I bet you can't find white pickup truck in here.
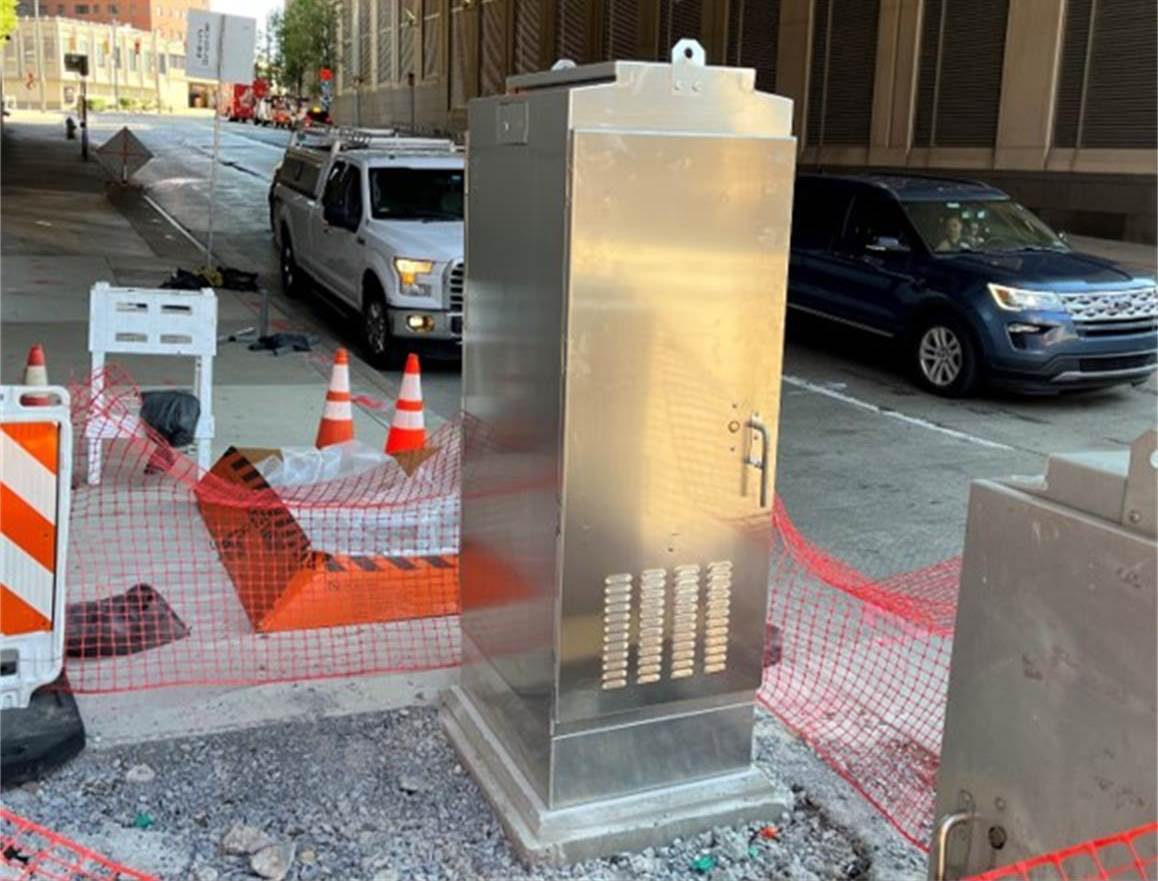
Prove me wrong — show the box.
[269,128,465,367]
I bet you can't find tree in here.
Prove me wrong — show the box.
[276,0,339,98]
[0,0,18,42]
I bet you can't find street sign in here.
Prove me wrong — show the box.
[186,10,256,82]
[64,53,89,77]
[95,127,153,184]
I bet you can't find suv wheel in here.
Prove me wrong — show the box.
[280,231,305,299]
[912,315,978,397]
[363,288,392,369]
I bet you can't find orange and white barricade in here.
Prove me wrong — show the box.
[0,385,72,709]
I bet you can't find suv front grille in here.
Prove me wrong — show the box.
[448,262,465,312]
[1062,288,1158,336]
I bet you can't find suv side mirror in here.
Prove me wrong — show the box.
[865,235,910,254]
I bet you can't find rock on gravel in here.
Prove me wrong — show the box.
[250,842,295,880]
[221,822,273,855]
[124,763,156,783]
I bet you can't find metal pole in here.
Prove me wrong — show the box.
[33,0,45,112]
[204,18,225,268]
[80,76,88,159]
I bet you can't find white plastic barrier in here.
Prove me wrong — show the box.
[87,282,217,484]
[0,386,72,709]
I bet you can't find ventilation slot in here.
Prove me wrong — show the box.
[703,561,733,673]
[601,574,633,690]
[670,564,701,679]
[636,569,666,684]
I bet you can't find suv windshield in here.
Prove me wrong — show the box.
[369,168,464,221]
[903,199,1068,254]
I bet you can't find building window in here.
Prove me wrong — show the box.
[158,51,166,72]
[75,3,90,13]
[169,52,184,69]
[399,0,417,79]
[726,0,779,93]
[512,0,545,75]
[806,0,878,147]
[109,3,117,11]
[376,0,395,84]
[421,0,441,80]
[57,3,65,13]
[1053,0,1157,149]
[913,0,1009,148]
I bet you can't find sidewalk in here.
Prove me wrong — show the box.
[1,117,396,450]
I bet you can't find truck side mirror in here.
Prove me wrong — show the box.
[866,235,910,255]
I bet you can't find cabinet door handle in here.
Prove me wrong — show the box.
[744,415,770,509]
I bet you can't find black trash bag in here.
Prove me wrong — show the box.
[247,332,314,355]
[65,584,189,658]
[140,390,200,448]
[160,268,207,290]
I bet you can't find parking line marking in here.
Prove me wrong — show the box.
[782,374,1016,451]
[142,193,205,251]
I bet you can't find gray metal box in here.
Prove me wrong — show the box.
[931,431,1158,879]
[445,46,796,861]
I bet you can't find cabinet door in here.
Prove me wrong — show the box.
[556,131,795,724]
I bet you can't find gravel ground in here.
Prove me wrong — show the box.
[1,706,925,881]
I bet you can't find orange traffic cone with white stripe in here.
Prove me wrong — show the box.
[386,354,426,454]
[21,344,51,406]
[315,348,356,448]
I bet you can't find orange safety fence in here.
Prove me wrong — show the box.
[965,822,1158,881]
[0,809,158,881]
[60,366,962,849]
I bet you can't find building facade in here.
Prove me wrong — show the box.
[16,0,210,42]
[2,16,198,113]
[330,0,1157,242]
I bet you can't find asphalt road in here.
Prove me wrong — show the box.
[86,112,1157,574]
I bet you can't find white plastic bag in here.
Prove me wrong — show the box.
[255,440,389,487]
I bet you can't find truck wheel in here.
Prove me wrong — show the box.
[280,231,305,299]
[911,314,979,397]
[363,288,393,369]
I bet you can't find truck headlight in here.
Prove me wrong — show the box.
[988,284,1063,312]
[394,257,436,295]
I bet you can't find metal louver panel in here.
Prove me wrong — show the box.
[377,0,395,83]
[556,0,590,64]
[728,0,780,93]
[1052,0,1093,148]
[480,0,506,96]
[913,0,1008,147]
[818,0,878,145]
[513,0,545,73]
[604,0,641,60]
[1081,0,1158,149]
[358,0,372,82]
[659,0,704,58]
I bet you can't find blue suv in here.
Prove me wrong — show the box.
[789,173,1158,395]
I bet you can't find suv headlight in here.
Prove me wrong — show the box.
[988,284,1063,312]
[394,257,436,296]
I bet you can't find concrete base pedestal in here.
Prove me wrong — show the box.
[441,686,792,865]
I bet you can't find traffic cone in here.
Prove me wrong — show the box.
[21,344,51,406]
[315,348,356,448]
[386,354,426,455]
